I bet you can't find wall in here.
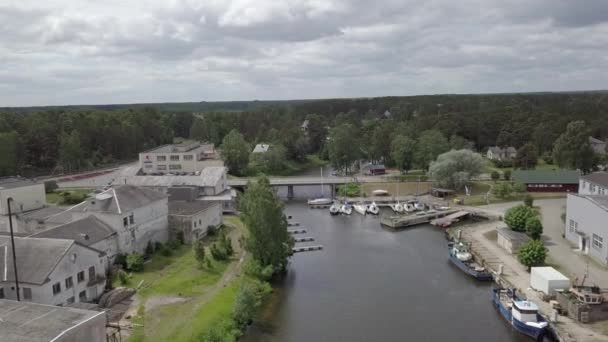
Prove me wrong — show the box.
[565,194,608,265]
[54,311,107,342]
[91,235,119,266]
[526,183,578,193]
[139,149,223,174]
[0,183,46,215]
[579,179,608,196]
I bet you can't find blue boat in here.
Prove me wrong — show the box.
[448,241,493,281]
[492,288,549,340]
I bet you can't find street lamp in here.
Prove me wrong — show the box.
[6,197,20,301]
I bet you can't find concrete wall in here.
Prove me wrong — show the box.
[565,194,608,265]
[54,311,107,342]
[0,183,46,215]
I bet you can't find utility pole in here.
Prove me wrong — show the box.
[7,198,20,301]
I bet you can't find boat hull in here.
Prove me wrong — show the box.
[492,289,547,340]
[448,253,493,281]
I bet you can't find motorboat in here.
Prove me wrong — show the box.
[492,288,549,340]
[308,198,333,206]
[414,201,425,211]
[448,241,493,281]
[353,203,367,215]
[372,189,390,196]
[404,202,416,212]
[340,204,353,215]
[390,202,404,213]
[367,202,380,215]
[329,203,340,216]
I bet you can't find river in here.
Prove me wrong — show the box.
[243,202,533,342]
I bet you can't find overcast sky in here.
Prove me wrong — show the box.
[2,0,608,106]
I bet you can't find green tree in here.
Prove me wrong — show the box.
[524,194,534,207]
[0,131,22,176]
[328,123,360,174]
[504,205,536,232]
[525,216,543,240]
[58,131,85,172]
[518,240,547,270]
[449,134,474,150]
[428,149,484,190]
[491,171,500,181]
[503,169,512,181]
[126,254,144,272]
[305,113,327,153]
[514,143,538,169]
[552,121,595,172]
[190,117,209,141]
[415,130,450,170]
[240,177,294,272]
[390,135,416,173]
[221,129,250,175]
[250,144,287,174]
[193,240,206,265]
[492,182,513,199]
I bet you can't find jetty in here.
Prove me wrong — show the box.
[431,211,472,227]
[292,245,323,253]
[287,221,300,227]
[293,236,315,242]
[381,210,458,229]
[288,229,307,234]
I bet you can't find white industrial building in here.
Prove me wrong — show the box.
[0,177,45,215]
[565,194,608,265]
[139,141,223,174]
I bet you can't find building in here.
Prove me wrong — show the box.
[301,120,309,132]
[169,201,222,243]
[512,169,580,192]
[496,228,531,254]
[589,136,606,155]
[579,172,608,196]
[362,163,386,176]
[486,146,517,160]
[14,205,67,233]
[0,236,107,306]
[139,141,222,174]
[252,143,270,153]
[565,194,608,265]
[0,177,45,215]
[0,299,106,342]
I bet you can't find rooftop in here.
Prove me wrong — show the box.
[0,177,40,190]
[512,169,580,184]
[169,200,218,216]
[497,227,531,243]
[70,185,167,215]
[120,167,226,188]
[578,194,608,212]
[31,216,116,246]
[141,141,214,154]
[16,206,65,222]
[0,299,105,342]
[581,172,608,187]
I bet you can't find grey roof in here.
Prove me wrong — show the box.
[141,141,214,154]
[0,177,40,190]
[252,143,270,153]
[488,146,502,153]
[0,299,105,342]
[580,195,608,212]
[70,185,167,215]
[581,172,608,187]
[120,167,226,188]
[169,200,218,216]
[16,206,65,222]
[589,136,605,145]
[488,146,516,154]
[512,169,580,184]
[0,236,75,284]
[31,216,116,246]
[497,227,531,243]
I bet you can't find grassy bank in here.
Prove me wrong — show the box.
[46,188,92,204]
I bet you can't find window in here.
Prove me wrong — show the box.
[52,282,61,296]
[88,266,96,282]
[0,288,4,299]
[77,271,85,283]
[194,221,197,228]
[169,164,182,170]
[129,214,134,225]
[592,234,603,250]
[569,219,578,233]
[157,165,167,171]
[79,291,87,302]
[591,184,597,193]
[170,155,180,161]
[23,288,32,300]
[144,164,153,169]
[67,296,75,304]
[123,217,128,227]
[157,155,166,161]
[65,276,73,289]
[199,219,202,225]
[183,154,193,161]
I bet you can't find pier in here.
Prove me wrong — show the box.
[293,236,315,243]
[292,245,323,253]
[288,229,307,234]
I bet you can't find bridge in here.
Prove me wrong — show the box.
[227,176,390,187]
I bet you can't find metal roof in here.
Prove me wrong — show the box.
[70,185,167,215]
[252,144,270,153]
[512,169,580,184]
[497,227,531,243]
[31,216,116,246]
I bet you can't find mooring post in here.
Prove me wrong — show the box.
[456,229,462,240]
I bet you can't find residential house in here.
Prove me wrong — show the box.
[565,194,608,265]
[0,299,106,342]
[589,136,606,155]
[252,143,270,153]
[139,141,223,174]
[169,201,222,243]
[486,146,517,160]
[0,177,45,215]
[0,236,107,306]
[579,172,608,196]
[512,170,580,192]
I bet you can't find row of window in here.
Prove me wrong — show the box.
[52,266,96,296]
[156,155,194,162]
[156,164,182,171]
[582,181,607,195]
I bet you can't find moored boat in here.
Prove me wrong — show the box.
[353,203,367,215]
[367,202,380,215]
[372,189,389,196]
[492,288,549,340]
[414,201,425,211]
[448,241,493,281]
[390,202,404,213]
[340,204,353,215]
[404,202,416,212]
[329,203,340,215]
[308,198,333,206]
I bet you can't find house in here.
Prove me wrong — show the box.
[579,172,608,196]
[169,201,222,243]
[362,163,386,176]
[565,194,608,265]
[252,143,270,153]
[0,299,106,342]
[0,236,107,306]
[0,177,45,215]
[589,136,606,155]
[31,215,119,265]
[496,228,531,254]
[512,170,580,192]
[486,146,517,160]
[54,185,169,255]
[139,141,223,175]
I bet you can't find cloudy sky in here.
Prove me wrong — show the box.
[2,0,608,106]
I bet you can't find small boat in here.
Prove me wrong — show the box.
[367,202,380,215]
[404,202,416,212]
[340,204,353,215]
[414,201,425,211]
[353,203,367,215]
[492,288,549,340]
[390,202,404,213]
[372,189,389,196]
[308,198,333,206]
[448,241,493,281]
[329,203,340,216]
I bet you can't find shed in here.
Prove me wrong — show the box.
[363,164,386,176]
[512,170,580,193]
[530,267,570,296]
[431,188,455,198]
[496,228,531,254]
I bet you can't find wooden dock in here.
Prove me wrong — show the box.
[380,210,457,229]
[292,245,323,253]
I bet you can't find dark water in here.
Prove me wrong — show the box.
[243,202,531,342]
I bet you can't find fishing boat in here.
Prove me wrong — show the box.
[308,198,333,206]
[372,189,389,196]
[329,202,340,215]
[492,288,549,340]
[367,202,380,215]
[353,203,367,215]
[340,204,353,215]
[448,241,493,281]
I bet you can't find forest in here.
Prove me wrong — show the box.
[1,91,607,177]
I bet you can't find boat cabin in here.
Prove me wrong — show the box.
[512,301,542,324]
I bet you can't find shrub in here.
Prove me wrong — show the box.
[524,194,534,207]
[154,241,164,251]
[167,239,181,250]
[117,269,129,285]
[59,192,87,205]
[513,182,526,193]
[44,181,58,193]
[492,182,513,199]
[525,216,543,240]
[492,159,513,168]
[126,254,144,272]
[232,281,272,331]
[243,260,274,281]
[207,225,217,236]
[504,205,536,231]
[503,169,511,181]
[541,153,553,165]
[338,183,360,197]
[144,241,154,257]
[210,243,227,261]
[114,254,127,269]
[491,171,500,181]
[159,244,172,257]
[518,240,547,270]
[193,240,206,264]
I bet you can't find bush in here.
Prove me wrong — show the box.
[144,241,154,257]
[159,244,172,257]
[44,181,58,193]
[503,169,512,181]
[154,241,164,251]
[518,240,547,270]
[525,216,543,240]
[243,260,274,281]
[117,269,129,285]
[513,182,526,193]
[193,240,206,264]
[167,239,181,250]
[219,230,233,256]
[492,182,513,199]
[524,194,534,207]
[126,254,144,272]
[492,159,513,168]
[59,192,87,205]
[207,225,217,236]
[114,254,127,269]
[504,205,536,231]
[232,281,272,331]
[210,243,228,261]
[338,183,360,197]
[541,153,553,165]
[491,171,500,181]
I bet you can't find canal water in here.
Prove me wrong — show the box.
[243,202,532,342]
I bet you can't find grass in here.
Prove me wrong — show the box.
[46,189,92,204]
[483,158,558,174]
